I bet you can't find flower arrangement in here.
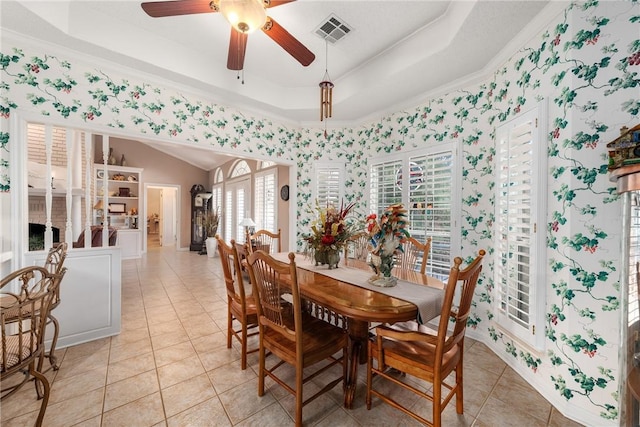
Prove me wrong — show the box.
[304,200,357,268]
[366,204,410,284]
[203,208,221,238]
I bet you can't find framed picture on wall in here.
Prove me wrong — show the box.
[108,203,126,214]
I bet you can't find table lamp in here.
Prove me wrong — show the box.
[239,217,256,240]
[93,199,104,224]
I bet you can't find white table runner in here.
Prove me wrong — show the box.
[272,253,444,324]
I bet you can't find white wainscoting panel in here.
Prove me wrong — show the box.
[25,247,122,349]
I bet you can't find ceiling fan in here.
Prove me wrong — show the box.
[141,0,315,71]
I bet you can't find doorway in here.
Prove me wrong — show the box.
[145,184,179,251]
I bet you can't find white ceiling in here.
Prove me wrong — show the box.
[1,0,564,170]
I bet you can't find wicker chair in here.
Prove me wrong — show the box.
[40,242,68,371]
[1,265,64,426]
[246,251,348,426]
[366,250,485,426]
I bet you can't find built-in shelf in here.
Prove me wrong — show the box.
[94,164,143,259]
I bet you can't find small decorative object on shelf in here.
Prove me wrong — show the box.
[607,124,640,170]
[366,204,410,287]
[304,200,357,269]
[120,154,126,167]
[108,148,117,165]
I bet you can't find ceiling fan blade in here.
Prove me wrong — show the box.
[262,17,315,67]
[141,0,217,18]
[267,0,296,8]
[227,28,248,71]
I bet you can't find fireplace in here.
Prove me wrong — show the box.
[28,223,60,250]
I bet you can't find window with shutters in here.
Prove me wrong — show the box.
[224,161,251,242]
[211,167,223,217]
[314,162,344,208]
[254,169,277,232]
[370,146,457,279]
[494,103,546,349]
[214,168,223,184]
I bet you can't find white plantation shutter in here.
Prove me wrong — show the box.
[255,170,277,232]
[314,163,343,207]
[211,184,222,227]
[224,180,249,242]
[236,187,246,241]
[495,103,546,349]
[419,152,454,278]
[370,159,403,213]
[370,149,455,279]
[225,189,233,241]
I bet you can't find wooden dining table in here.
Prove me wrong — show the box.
[271,252,446,408]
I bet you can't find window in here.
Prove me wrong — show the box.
[370,147,457,279]
[224,161,251,242]
[230,160,250,178]
[214,168,224,184]
[211,167,223,229]
[314,162,344,207]
[254,169,277,232]
[494,102,546,349]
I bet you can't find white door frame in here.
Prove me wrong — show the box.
[144,183,181,252]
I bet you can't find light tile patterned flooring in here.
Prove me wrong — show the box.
[1,246,584,426]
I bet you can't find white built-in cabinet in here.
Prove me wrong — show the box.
[94,165,143,259]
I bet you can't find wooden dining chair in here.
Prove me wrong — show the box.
[247,229,281,254]
[41,242,68,371]
[216,236,259,370]
[245,251,348,426]
[1,265,63,427]
[395,236,432,274]
[343,231,370,268]
[366,249,485,427]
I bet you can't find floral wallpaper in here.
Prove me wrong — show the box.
[1,1,639,424]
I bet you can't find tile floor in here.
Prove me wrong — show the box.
[1,246,585,426]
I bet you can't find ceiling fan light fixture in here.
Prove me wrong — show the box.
[220,0,267,34]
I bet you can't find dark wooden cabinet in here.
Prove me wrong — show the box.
[189,184,211,252]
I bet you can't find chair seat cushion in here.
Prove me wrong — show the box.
[1,334,36,373]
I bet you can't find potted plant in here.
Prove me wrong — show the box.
[203,208,221,258]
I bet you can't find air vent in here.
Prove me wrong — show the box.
[315,14,352,44]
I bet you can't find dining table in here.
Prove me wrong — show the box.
[271,252,446,408]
